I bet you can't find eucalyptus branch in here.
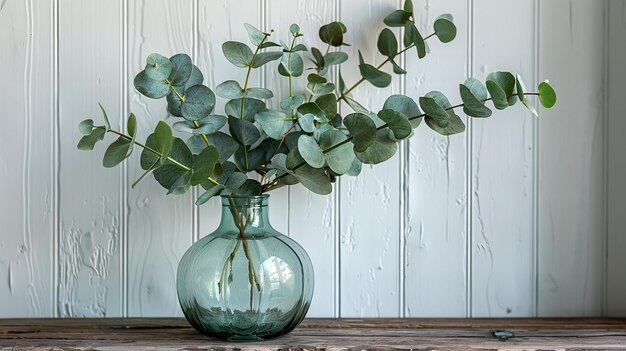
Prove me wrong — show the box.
[167,81,210,146]
[273,92,542,184]
[104,127,220,186]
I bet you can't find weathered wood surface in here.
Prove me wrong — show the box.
[1,318,626,350]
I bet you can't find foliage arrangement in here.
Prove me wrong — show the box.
[77,0,556,205]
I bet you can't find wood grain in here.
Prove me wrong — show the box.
[1,318,625,350]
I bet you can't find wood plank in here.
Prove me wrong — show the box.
[126,0,194,317]
[0,0,54,317]
[607,0,626,317]
[1,318,626,350]
[471,0,536,317]
[57,0,123,317]
[404,0,468,317]
[538,0,606,317]
[339,0,402,318]
[265,0,337,318]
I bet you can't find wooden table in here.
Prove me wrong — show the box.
[1,318,626,350]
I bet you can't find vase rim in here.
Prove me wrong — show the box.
[219,194,269,199]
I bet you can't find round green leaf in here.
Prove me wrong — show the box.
[173,115,227,135]
[191,145,219,186]
[154,120,173,164]
[153,138,193,192]
[359,63,392,88]
[216,80,245,99]
[79,119,94,135]
[168,53,193,86]
[185,65,204,90]
[280,95,304,110]
[319,21,347,47]
[206,132,239,162]
[252,51,283,68]
[377,109,412,140]
[433,14,456,43]
[538,80,557,108]
[383,94,422,128]
[134,71,170,99]
[383,10,411,27]
[293,164,332,195]
[181,85,216,121]
[344,113,377,152]
[144,53,171,81]
[377,28,398,59]
[289,23,300,35]
[225,98,266,121]
[485,80,509,110]
[77,127,105,151]
[196,184,225,205]
[404,22,425,58]
[486,71,517,106]
[298,135,325,168]
[316,94,338,118]
[245,87,274,99]
[419,95,449,128]
[233,179,263,196]
[255,109,289,140]
[324,52,348,66]
[425,111,465,136]
[228,116,260,146]
[459,78,492,118]
[319,129,354,175]
[355,130,398,164]
[222,41,254,68]
[278,52,304,77]
[244,23,266,46]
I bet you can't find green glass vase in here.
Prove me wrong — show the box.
[177,195,314,341]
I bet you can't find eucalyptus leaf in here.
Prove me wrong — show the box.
[278,52,304,77]
[297,102,326,121]
[298,135,325,168]
[319,129,354,174]
[280,95,304,110]
[425,111,465,136]
[153,138,192,191]
[173,115,227,135]
[233,179,262,196]
[486,71,517,106]
[228,116,260,146]
[196,184,225,205]
[355,129,398,164]
[225,98,266,121]
[102,137,131,168]
[166,172,192,195]
[244,23,266,46]
[293,165,332,195]
[79,119,94,135]
[316,94,338,118]
[359,63,392,88]
[185,65,205,90]
[154,121,174,164]
[307,82,336,96]
[384,10,411,27]
[383,94,422,128]
[134,71,170,99]
[319,21,347,47]
[222,172,248,195]
[246,87,274,99]
[377,28,398,59]
[404,22,425,58]
[127,113,137,156]
[216,80,245,99]
[168,53,193,86]
[377,109,412,140]
[234,146,265,172]
[289,23,300,35]
[298,113,315,133]
[486,80,509,110]
[253,51,283,68]
[145,53,172,81]
[459,78,492,118]
[344,113,377,152]
[433,14,457,43]
[538,80,557,108]
[222,41,254,68]
[324,52,348,66]
[419,95,449,128]
[255,109,290,140]
[191,145,219,186]
[206,132,239,162]
[181,85,216,121]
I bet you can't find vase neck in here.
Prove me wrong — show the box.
[218,195,272,234]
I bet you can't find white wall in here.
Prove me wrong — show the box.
[0,0,623,318]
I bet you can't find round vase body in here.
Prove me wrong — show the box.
[177,195,314,341]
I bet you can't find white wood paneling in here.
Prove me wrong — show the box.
[471,0,536,317]
[608,0,626,317]
[538,0,606,317]
[57,0,123,317]
[404,0,468,317]
[0,0,620,318]
[265,0,337,318]
[0,0,53,317]
[339,0,401,318]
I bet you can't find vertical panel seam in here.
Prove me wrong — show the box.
[398,0,407,319]
[602,0,610,318]
[465,0,474,319]
[532,0,540,318]
[334,0,341,319]
[192,0,199,245]
[52,0,60,318]
[120,0,129,318]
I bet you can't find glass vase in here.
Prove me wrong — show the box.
[177,195,314,341]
